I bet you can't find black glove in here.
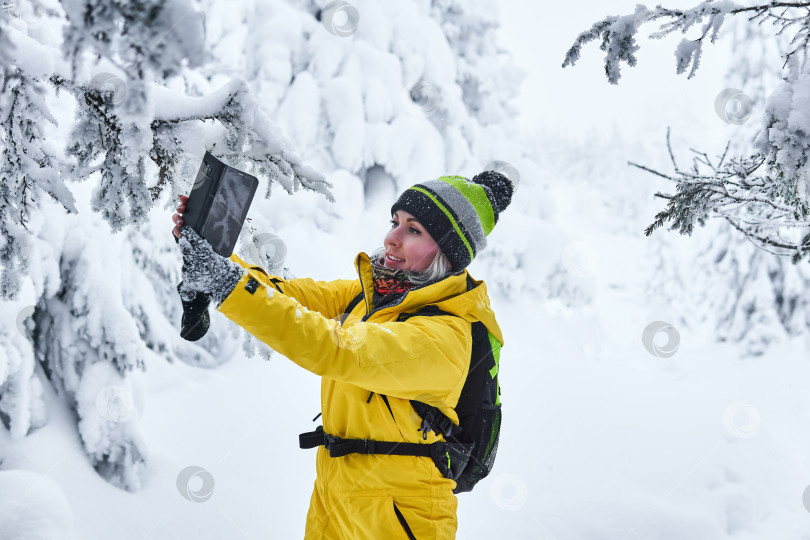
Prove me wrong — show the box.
[176,225,244,336]
[177,284,211,342]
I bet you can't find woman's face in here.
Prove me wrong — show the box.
[383,210,441,273]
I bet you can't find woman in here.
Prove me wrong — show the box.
[173,171,512,539]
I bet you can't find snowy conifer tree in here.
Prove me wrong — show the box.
[563,1,810,354]
[563,1,810,257]
[0,0,331,490]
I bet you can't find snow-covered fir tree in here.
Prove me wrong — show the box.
[1,0,543,492]
[0,0,332,490]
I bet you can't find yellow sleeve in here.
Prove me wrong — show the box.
[228,253,360,320]
[216,265,471,403]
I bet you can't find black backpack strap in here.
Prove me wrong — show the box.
[396,305,463,439]
[396,304,455,322]
[298,426,473,480]
[299,425,328,449]
[411,400,460,439]
[339,290,365,324]
[299,285,483,481]
[299,425,431,457]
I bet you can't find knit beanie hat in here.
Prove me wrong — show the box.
[390,171,513,271]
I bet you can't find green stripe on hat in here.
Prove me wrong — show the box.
[422,179,487,251]
[437,176,496,235]
[409,186,475,261]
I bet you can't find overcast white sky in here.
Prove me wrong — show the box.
[496,0,736,151]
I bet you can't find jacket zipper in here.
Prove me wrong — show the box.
[361,292,410,322]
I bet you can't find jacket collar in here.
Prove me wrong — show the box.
[354,252,504,345]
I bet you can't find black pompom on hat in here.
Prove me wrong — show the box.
[471,170,514,219]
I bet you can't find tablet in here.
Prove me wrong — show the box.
[183,152,259,257]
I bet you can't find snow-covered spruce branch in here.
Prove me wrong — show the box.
[637,129,810,260]
[56,73,333,235]
[562,1,810,84]
[150,79,334,203]
[2,0,333,493]
[8,0,331,239]
[564,1,810,265]
[60,0,207,83]
[1,67,76,299]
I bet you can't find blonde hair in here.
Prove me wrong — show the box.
[410,248,453,286]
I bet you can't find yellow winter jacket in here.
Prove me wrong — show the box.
[216,251,503,535]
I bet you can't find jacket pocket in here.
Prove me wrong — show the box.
[392,500,417,540]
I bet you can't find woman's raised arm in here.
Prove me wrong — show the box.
[216,267,471,406]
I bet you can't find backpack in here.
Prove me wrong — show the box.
[299,278,502,494]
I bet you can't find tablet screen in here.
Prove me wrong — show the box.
[201,167,258,257]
